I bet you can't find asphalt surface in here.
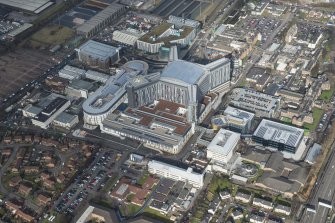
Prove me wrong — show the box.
[300,142,335,223]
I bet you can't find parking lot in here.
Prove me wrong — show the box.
[54,150,120,215]
[0,49,56,102]
[240,16,281,45]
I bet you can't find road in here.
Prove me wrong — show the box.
[300,142,335,223]
[262,11,293,49]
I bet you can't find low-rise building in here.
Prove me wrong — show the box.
[249,212,266,223]
[53,112,79,129]
[274,204,291,215]
[18,184,32,197]
[253,197,273,210]
[31,97,71,129]
[65,79,95,99]
[231,209,244,220]
[58,65,86,80]
[235,191,252,203]
[36,194,51,206]
[148,159,204,188]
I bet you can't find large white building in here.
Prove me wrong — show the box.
[207,129,240,164]
[76,40,120,69]
[127,58,231,122]
[148,159,205,188]
[82,60,148,126]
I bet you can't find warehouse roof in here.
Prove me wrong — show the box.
[77,40,119,61]
[0,0,53,13]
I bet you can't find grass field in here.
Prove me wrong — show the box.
[304,108,325,131]
[319,88,335,102]
[29,24,75,49]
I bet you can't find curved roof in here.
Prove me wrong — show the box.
[161,60,205,85]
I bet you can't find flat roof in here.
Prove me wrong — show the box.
[207,129,240,156]
[78,40,119,60]
[253,119,304,148]
[33,97,69,122]
[8,23,33,37]
[54,112,77,124]
[0,0,53,13]
[76,3,124,34]
[230,88,280,116]
[224,106,255,122]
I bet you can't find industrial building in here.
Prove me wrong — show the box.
[127,58,231,122]
[58,65,86,80]
[65,79,95,99]
[252,119,305,154]
[211,106,255,133]
[0,0,53,14]
[137,23,196,53]
[100,100,194,154]
[53,112,79,129]
[85,70,109,84]
[76,40,120,69]
[76,3,126,37]
[148,159,205,188]
[229,88,280,118]
[82,60,149,126]
[207,129,240,164]
[31,97,71,129]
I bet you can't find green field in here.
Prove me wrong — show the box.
[319,88,335,102]
[29,24,75,49]
[304,108,325,131]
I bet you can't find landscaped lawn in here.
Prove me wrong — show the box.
[304,108,324,131]
[319,88,335,102]
[208,175,231,194]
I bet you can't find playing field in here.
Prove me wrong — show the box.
[29,24,75,49]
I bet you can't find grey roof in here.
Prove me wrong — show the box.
[161,60,205,85]
[25,105,42,116]
[0,0,53,13]
[265,152,284,172]
[253,119,304,148]
[68,79,94,90]
[305,143,322,164]
[76,3,124,35]
[54,112,77,124]
[83,68,140,115]
[78,40,119,61]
